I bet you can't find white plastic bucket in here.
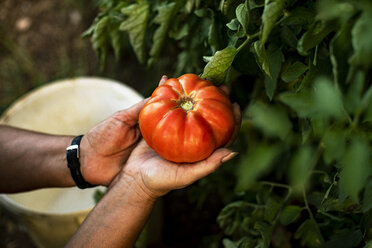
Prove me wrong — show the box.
[0,77,143,248]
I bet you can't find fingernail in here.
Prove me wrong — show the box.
[161,75,168,80]
[221,152,238,163]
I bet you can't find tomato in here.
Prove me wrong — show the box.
[139,74,235,163]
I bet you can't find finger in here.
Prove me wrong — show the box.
[114,98,150,126]
[219,84,229,95]
[176,148,235,187]
[225,103,242,147]
[158,75,168,86]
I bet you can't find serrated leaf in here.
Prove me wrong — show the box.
[120,1,149,64]
[289,145,315,193]
[297,20,337,55]
[261,0,286,45]
[252,40,271,77]
[247,102,292,139]
[201,46,238,83]
[264,45,284,100]
[91,16,110,68]
[294,219,324,248]
[281,61,308,83]
[236,143,281,191]
[264,197,281,222]
[236,2,250,34]
[349,11,372,68]
[110,27,124,60]
[149,2,178,65]
[279,205,302,226]
[340,136,371,202]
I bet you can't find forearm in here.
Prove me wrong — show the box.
[66,173,156,248]
[0,125,75,193]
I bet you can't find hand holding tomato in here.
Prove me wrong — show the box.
[78,77,169,186]
[117,74,241,198]
[139,74,238,163]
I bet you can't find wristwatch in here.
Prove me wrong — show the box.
[66,135,95,189]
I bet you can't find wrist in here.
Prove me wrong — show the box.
[112,172,159,204]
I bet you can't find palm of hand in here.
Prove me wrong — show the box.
[122,140,233,198]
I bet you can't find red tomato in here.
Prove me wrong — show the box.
[139,74,235,163]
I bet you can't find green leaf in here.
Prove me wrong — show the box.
[110,26,124,60]
[289,145,315,193]
[201,46,238,83]
[279,205,302,226]
[236,237,256,248]
[363,178,372,212]
[261,0,286,45]
[217,201,253,236]
[281,61,308,83]
[264,45,284,100]
[322,229,362,248]
[120,1,150,64]
[365,240,372,248]
[236,2,250,34]
[91,16,110,68]
[236,144,281,191]
[254,221,273,248]
[313,77,344,119]
[330,19,353,86]
[322,129,347,165]
[252,40,271,77]
[363,86,372,123]
[294,219,324,248]
[227,18,240,30]
[264,197,281,222]
[280,25,298,49]
[281,7,315,26]
[223,239,238,248]
[149,2,178,66]
[279,90,313,118]
[345,70,364,115]
[349,11,372,68]
[340,136,371,202]
[297,20,337,55]
[247,102,292,139]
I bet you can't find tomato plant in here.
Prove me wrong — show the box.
[139,73,235,162]
[87,0,372,247]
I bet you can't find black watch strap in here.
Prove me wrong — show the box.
[66,135,95,189]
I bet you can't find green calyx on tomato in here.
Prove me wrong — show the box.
[139,73,235,163]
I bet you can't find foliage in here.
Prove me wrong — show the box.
[86,0,372,247]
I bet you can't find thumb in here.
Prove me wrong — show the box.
[114,98,149,126]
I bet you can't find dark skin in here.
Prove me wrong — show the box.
[0,76,241,247]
